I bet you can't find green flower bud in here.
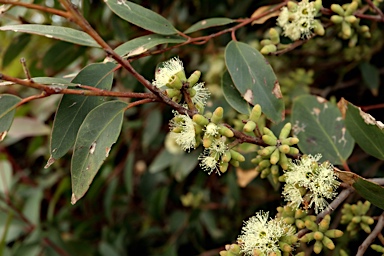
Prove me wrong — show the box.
[260,44,277,55]
[230,159,239,167]
[301,232,314,243]
[259,159,271,168]
[262,135,277,146]
[188,88,196,97]
[194,123,203,134]
[263,127,277,138]
[344,15,357,24]
[243,120,257,133]
[314,0,323,12]
[270,148,280,165]
[313,231,324,241]
[219,161,229,173]
[314,20,325,36]
[314,240,323,254]
[278,144,290,154]
[352,216,361,223]
[360,222,371,233]
[175,69,187,83]
[330,15,344,24]
[342,21,352,38]
[284,216,295,225]
[251,155,263,164]
[348,34,358,48]
[371,244,384,253]
[269,28,280,44]
[260,39,272,46]
[279,123,292,140]
[230,149,245,162]
[360,25,370,33]
[295,209,306,219]
[296,219,306,229]
[347,222,357,232]
[324,229,343,238]
[259,146,277,156]
[219,125,234,137]
[211,107,223,124]
[319,215,331,232]
[287,1,298,11]
[261,168,271,178]
[279,152,289,170]
[166,88,181,98]
[289,147,299,155]
[345,1,358,16]
[271,164,279,175]
[228,244,241,253]
[295,252,305,256]
[168,74,183,89]
[305,219,318,231]
[222,151,232,163]
[193,114,209,126]
[203,135,213,148]
[172,94,182,103]
[187,70,201,87]
[331,4,345,16]
[250,104,262,122]
[322,236,335,250]
[361,216,374,225]
[281,137,299,146]
[279,241,292,252]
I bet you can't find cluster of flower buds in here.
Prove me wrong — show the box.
[194,107,245,174]
[276,205,315,231]
[251,120,299,183]
[300,215,344,254]
[341,201,374,236]
[219,244,241,256]
[330,1,370,47]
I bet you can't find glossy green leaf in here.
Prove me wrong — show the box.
[359,62,380,95]
[114,34,186,57]
[0,94,21,141]
[105,0,178,35]
[337,169,384,210]
[342,99,384,160]
[184,18,234,34]
[0,25,100,47]
[71,100,127,204]
[221,70,250,115]
[225,41,284,122]
[49,63,117,163]
[32,77,76,87]
[291,95,354,165]
[2,34,31,68]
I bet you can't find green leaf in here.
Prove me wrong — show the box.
[291,95,354,165]
[71,100,127,204]
[32,77,76,87]
[336,169,384,210]
[0,160,12,195]
[2,34,31,68]
[105,0,178,35]
[225,41,284,122]
[359,62,380,96]
[0,94,21,141]
[341,99,384,160]
[0,25,100,47]
[124,153,135,195]
[221,70,250,115]
[142,108,162,148]
[49,62,117,163]
[184,18,234,34]
[114,34,186,57]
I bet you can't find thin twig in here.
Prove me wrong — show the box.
[0,0,70,19]
[20,58,32,81]
[357,212,384,256]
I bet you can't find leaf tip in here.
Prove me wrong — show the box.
[0,131,7,141]
[45,155,56,169]
[71,193,78,205]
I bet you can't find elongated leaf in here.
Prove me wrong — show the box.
[0,25,100,47]
[0,94,21,141]
[291,95,354,165]
[359,62,380,96]
[225,41,284,122]
[48,63,117,163]
[32,77,76,87]
[114,34,186,57]
[2,34,31,68]
[221,71,250,115]
[340,99,384,160]
[336,168,384,210]
[71,100,127,204]
[184,18,234,34]
[105,0,178,35]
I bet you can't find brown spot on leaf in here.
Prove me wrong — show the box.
[359,108,384,129]
[243,89,253,103]
[44,155,55,169]
[316,96,327,103]
[0,131,7,141]
[337,98,348,119]
[71,193,77,205]
[334,167,358,186]
[201,20,207,25]
[272,81,282,99]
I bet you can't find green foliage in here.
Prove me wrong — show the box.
[0,0,384,255]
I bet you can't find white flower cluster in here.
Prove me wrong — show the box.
[169,112,196,152]
[198,135,227,175]
[282,154,340,214]
[153,57,184,88]
[277,0,318,40]
[238,211,295,255]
